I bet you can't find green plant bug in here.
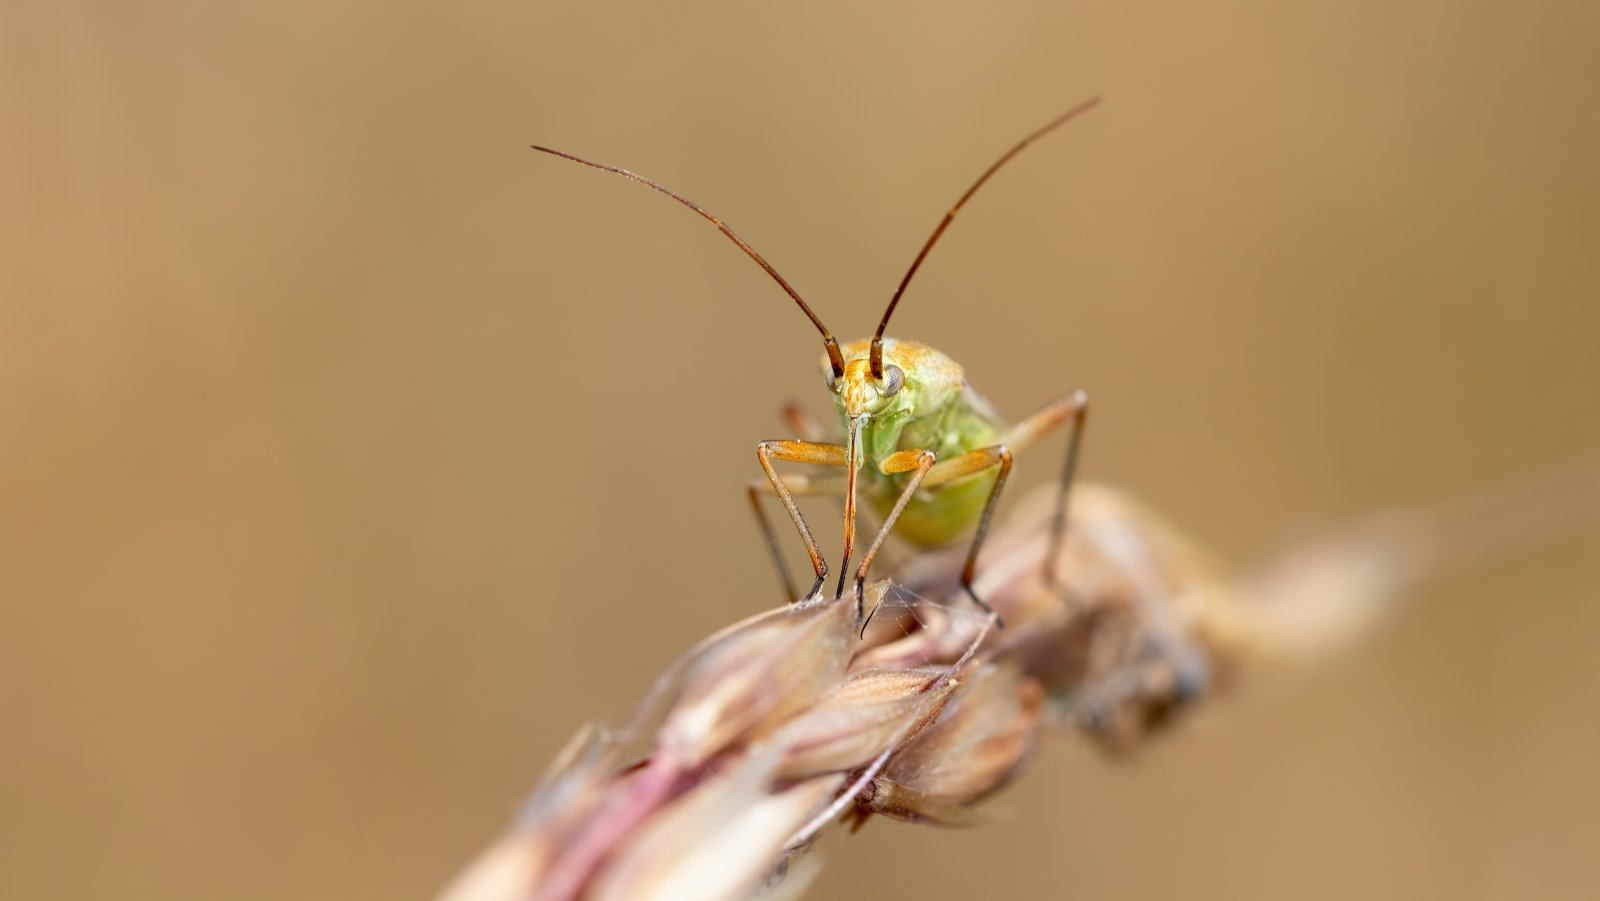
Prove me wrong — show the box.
[533,97,1099,626]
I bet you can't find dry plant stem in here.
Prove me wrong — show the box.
[785,612,997,850]
[442,472,1570,901]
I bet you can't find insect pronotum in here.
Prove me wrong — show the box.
[533,97,1099,626]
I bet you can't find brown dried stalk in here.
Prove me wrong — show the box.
[439,471,1561,901]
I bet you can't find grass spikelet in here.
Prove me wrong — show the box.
[443,470,1585,899]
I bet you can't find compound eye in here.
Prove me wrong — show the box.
[882,364,905,397]
[824,368,839,392]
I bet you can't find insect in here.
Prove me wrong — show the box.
[532,98,1098,625]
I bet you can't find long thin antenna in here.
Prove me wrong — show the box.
[532,145,846,377]
[869,97,1101,378]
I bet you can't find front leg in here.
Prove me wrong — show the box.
[922,446,1014,622]
[754,440,849,603]
[850,448,937,624]
[781,400,898,573]
[748,472,847,602]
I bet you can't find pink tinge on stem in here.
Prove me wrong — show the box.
[586,748,843,901]
[532,753,688,901]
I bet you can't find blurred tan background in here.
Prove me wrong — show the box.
[3,2,1598,899]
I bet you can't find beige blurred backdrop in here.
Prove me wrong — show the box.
[3,2,1598,899]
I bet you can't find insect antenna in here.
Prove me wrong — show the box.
[868,97,1102,378]
[531,144,846,378]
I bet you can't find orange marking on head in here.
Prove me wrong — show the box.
[838,359,881,418]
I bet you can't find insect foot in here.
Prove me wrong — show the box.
[793,573,830,609]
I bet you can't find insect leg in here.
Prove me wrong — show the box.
[781,401,903,578]
[850,448,937,625]
[923,447,1015,622]
[782,401,833,443]
[747,473,848,601]
[997,389,1089,588]
[756,440,851,602]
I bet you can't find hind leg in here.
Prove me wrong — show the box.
[997,389,1089,588]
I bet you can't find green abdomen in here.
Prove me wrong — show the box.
[871,468,999,547]
[866,384,1005,548]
